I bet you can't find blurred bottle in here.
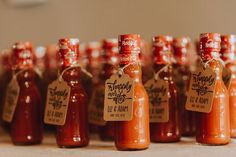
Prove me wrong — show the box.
[150,35,180,142]
[85,41,102,134]
[220,34,236,138]
[56,38,89,148]
[173,37,196,136]
[10,41,43,145]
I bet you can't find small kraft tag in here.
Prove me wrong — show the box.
[222,67,231,88]
[44,79,71,125]
[145,77,169,123]
[185,62,217,113]
[88,85,106,126]
[2,76,20,123]
[103,73,134,121]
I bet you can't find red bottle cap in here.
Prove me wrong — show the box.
[152,35,173,64]
[173,37,191,64]
[58,38,80,67]
[12,41,34,69]
[118,34,141,54]
[220,34,236,62]
[85,41,102,70]
[86,41,102,58]
[118,34,141,64]
[199,33,221,61]
[103,38,118,64]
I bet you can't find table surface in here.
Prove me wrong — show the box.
[0,129,236,157]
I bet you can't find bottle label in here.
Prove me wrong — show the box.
[88,85,106,126]
[222,67,231,88]
[44,79,71,125]
[2,76,20,123]
[104,73,134,121]
[185,62,216,113]
[145,77,169,122]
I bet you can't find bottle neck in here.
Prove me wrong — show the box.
[119,53,142,83]
[153,50,172,65]
[100,63,117,81]
[15,69,37,87]
[153,64,173,80]
[203,59,222,80]
[61,59,79,69]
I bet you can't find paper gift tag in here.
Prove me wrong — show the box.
[88,85,106,126]
[103,74,134,121]
[44,79,71,125]
[185,63,216,113]
[145,77,169,123]
[222,67,231,88]
[2,76,20,122]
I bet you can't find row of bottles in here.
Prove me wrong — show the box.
[0,33,235,150]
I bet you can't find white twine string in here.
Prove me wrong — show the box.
[153,64,170,81]
[202,58,225,69]
[202,52,225,68]
[58,64,92,82]
[117,62,140,77]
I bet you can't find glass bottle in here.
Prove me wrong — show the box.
[10,42,43,145]
[220,35,236,138]
[196,33,230,145]
[115,34,150,150]
[150,36,180,142]
[85,42,102,134]
[56,38,89,148]
[173,37,196,136]
[97,39,119,140]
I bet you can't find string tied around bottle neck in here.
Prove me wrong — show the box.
[58,64,92,82]
[117,62,140,77]
[154,64,170,81]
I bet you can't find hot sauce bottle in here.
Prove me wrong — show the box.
[150,36,180,142]
[56,38,89,148]
[196,33,230,145]
[173,37,196,136]
[115,34,150,150]
[97,39,119,140]
[10,42,43,145]
[85,42,102,134]
[220,35,236,138]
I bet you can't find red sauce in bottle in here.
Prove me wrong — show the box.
[10,42,43,145]
[220,35,236,138]
[96,39,118,140]
[56,38,89,148]
[115,34,150,150]
[173,37,196,136]
[85,42,102,134]
[196,33,230,145]
[150,36,180,142]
